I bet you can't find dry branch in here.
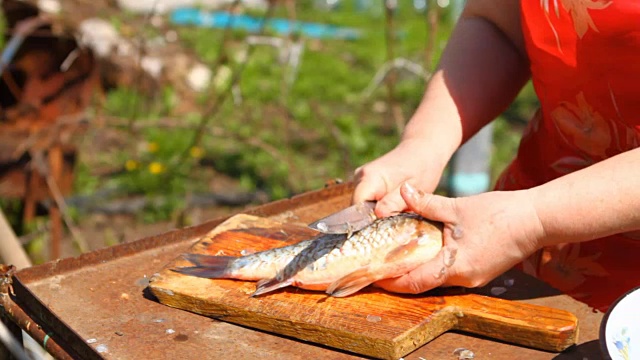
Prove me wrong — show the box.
[30,151,89,254]
[186,1,277,154]
[383,0,404,135]
[425,0,439,69]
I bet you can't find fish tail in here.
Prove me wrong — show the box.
[172,253,236,279]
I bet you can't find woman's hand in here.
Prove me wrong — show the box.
[375,182,545,293]
[352,139,448,218]
[352,0,529,219]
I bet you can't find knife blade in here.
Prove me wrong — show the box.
[308,200,377,235]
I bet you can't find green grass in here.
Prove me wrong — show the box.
[73,1,536,221]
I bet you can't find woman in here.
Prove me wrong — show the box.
[353,0,640,311]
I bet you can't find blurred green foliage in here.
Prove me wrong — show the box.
[76,1,537,221]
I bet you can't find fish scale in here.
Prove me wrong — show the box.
[174,213,443,297]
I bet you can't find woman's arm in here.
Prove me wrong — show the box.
[532,147,640,245]
[353,0,531,216]
[401,0,530,155]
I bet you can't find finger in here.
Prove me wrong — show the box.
[400,182,457,223]
[352,165,365,183]
[374,186,409,218]
[374,249,449,294]
[352,173,387,205]
[352,164,404,209]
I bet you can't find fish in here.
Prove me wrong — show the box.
[173,213,443,297]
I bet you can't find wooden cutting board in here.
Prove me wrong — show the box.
[149,214,578,360]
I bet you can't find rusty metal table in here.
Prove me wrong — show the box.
[0,183,604,359]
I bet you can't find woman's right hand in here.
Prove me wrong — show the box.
[353,0,528,219]
[352,138,448,218]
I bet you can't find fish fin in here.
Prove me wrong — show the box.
[252,277,293,297]
[384,238,421,263]
[181,253,236,267]
[171,254,235,279]
[326,267,377,298]
[172,266,231,279]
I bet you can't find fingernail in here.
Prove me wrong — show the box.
[402,182,419,199]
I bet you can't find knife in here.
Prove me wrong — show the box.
[308,200,377,236]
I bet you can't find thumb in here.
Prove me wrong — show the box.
[400,182,457,223]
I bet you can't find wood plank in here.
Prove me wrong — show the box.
[149,214,578,360]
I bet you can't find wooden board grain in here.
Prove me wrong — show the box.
[149,214,579,360]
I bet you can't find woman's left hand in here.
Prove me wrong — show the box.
[375,182,545,293]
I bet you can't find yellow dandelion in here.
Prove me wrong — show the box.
[148,162,165,174]
[125,160,138,171]
[189,146,204,159]
[147,142,159,153]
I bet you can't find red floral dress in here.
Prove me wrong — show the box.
[494,0,640,312]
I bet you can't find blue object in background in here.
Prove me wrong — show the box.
[170,8,362,40]
[448,123,494,197]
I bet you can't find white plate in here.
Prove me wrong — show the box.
[600,287,640,360]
